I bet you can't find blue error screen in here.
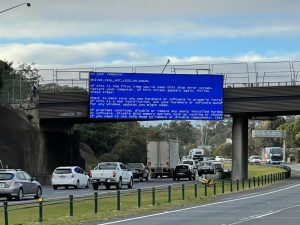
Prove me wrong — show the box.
[89,72,223,120]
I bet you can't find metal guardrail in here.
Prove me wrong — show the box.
[0,171,290,225]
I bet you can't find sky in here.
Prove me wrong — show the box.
[1,0,300,69]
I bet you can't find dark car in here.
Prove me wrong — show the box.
[127,163,149,181]
[0,169,42,201]
[212,162,224,173]
[198,161,215,176]
[173,164,196,181]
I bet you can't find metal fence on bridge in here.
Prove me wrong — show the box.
[1,61,300,105]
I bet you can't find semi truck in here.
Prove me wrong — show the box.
[262,147,282,164]
[147,139,180,178]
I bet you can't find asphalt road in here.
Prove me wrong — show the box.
[88,178,300,225]
[0,177,201,202]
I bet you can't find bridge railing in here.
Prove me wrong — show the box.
[1,61,300,104]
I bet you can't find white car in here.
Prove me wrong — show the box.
[51,166,90,190]
[249,155,261,164]
[182,159,199,172]
[215,156,224,162]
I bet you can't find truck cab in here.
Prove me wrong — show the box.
[189,148,204,161]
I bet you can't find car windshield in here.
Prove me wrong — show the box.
[214,164,222,168]
[270,148,281,154]
[54,169,72,174]
[0,173,14,180]
[252,156,260,159]
[98,163,118,170]
[176,165,189,169]
[127,164,143,169]
[203,162,212,166]
[182,161,193,165]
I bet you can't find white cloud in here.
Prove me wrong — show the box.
[0,42,146,65]
[1,0,300,39]
[1,41,300,68]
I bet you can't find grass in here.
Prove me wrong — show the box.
[0,165,287,225]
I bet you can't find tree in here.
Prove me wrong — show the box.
[0,60,40,103]
[0,60,14,89]
[213,143,232,157]
[76,121,147,163]
[112,125,147,163]
[279,116,300,148]
[167,121,195,145]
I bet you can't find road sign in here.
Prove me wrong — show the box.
[89,72,223,120]
[252,130,286,138]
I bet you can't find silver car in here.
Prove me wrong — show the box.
[0,169,42,200]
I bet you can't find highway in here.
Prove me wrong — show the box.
[0,177,199,202]
[87,179,300,225]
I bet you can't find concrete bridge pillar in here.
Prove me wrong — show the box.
[231,115,248,181]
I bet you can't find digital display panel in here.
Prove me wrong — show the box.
[89,72,223,120]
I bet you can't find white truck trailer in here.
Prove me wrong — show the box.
[147,140,180,178]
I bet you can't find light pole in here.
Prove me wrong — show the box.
[0,2,31,14]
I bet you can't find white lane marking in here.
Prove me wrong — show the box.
[226,204,300,225]
[96,183,300,225]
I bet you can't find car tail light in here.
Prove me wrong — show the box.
[112,170,116,177]
[5,180,15,188]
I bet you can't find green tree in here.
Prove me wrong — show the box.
[279,116,300,148]
[0,60,40,103]
[167,121,195,145]
[0,60,14,89]
[76,121,147,163]
[213,143,232,157]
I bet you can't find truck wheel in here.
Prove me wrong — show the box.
[173,176,176,181]
[53,185,58,190]
[116,178,122,189]
[92,184,98,190]
[145,175,149,181]
[105,185,110,190]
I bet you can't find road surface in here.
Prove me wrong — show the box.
[87,171,300,225]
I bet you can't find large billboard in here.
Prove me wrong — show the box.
[89,72,223,120]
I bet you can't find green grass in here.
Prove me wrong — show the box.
[0,165,288,225]
[224,162,284,178]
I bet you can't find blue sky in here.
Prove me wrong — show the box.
[1,0,300,68]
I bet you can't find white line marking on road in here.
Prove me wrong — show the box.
[226,204,300,225]
[96,183,300,225]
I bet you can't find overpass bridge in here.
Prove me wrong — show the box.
[2,61,300,180]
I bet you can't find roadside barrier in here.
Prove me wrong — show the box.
[1,170,290,225]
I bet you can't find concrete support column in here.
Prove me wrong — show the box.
[232,115,248,181]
